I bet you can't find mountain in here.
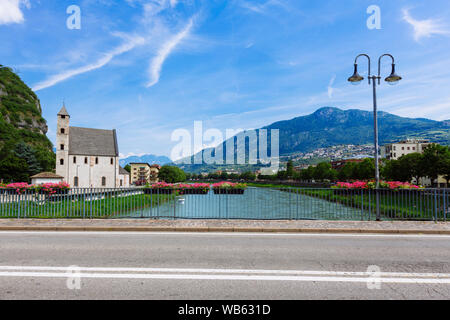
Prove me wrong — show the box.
[265,107,449,155]
[119,154,172,167]
[175,107,450,172]
[0,65,55,182]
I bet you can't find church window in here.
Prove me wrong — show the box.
[61,128,65,134]
[73,157,76,164]
[60,159,64,165]
[61,115,66,119]
[102,177,106,186]
[60,144,64,150]
[110,158,113,165]
[95,157,99,164]
[84,157,88,164]
[74,177,79,187]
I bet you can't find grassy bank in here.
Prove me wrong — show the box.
[276,188,447,220]
[0,193,173,218]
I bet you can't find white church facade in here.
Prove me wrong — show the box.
[55,105,129,188]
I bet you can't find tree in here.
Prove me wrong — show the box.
[338,162,356,181]
[240,171,256,181]
[286,160,294,178]
[312,162,333,181]
[220,172,229,180]
[421,144,450,186]
[354,159,375,180]
[442,158,450,186]
[124,164,131,173]
[158,165,186,183]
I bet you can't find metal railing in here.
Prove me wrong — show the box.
[0,187,448,221]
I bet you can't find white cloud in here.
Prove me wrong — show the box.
[33,36,146,91]
[0,0,30,25]
[327,74,336,99]
[402,8,450,42]
[147,18,194,87]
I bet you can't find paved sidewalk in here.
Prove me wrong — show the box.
[0,219,449,234]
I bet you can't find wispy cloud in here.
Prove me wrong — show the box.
[33,35,145,91]
[327,74,336,99]
[146,18,194,88]
[239,0,292,15]
[0,0,30,25]
[402,8,450,42]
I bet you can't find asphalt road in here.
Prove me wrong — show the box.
[0,231,449,300]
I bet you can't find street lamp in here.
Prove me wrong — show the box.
[348,53,402,220]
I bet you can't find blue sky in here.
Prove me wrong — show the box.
[1,0,450,159]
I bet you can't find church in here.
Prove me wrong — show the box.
[55,105,129,188]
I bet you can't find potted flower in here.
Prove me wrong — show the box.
[6,182,32,195]
[38,182,70,195]
[143,182,175,194]
[212,182,247,195]
[332,180,423,194]
[177,183,210,195]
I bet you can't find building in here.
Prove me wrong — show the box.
[331,159,364,170]
[381,139,430,160]
[130,163,160,185]
[55,105,129,188]
[30,172,63,185]
[381,139,447,187]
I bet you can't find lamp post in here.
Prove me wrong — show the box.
[348,53,402,220]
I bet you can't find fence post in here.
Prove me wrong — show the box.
[434,189,438,222]
[376,188,381,221]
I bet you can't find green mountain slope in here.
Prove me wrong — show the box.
[266,107,450,155]
[175,107,450,172]
[0,65,55,182]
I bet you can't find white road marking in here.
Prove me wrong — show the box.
[0,266,449,278]
[0,231,449,238]
[0,271,449,284]
[0,266,449,284]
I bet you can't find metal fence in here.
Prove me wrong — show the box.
[0,187,448,221]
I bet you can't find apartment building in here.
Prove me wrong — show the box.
[381,139,431,160]
[130,163,160,185]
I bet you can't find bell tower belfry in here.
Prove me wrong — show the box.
[56,104,70,180]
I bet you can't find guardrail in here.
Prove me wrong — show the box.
[0,187,448,221]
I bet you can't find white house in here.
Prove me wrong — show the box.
[55,105,130,188]
[30,172,63,185]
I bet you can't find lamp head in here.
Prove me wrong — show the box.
[385,63,402,85]
[348,64,364,85]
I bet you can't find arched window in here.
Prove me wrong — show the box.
[61,128,65,134]
[60,159,64,165]
[110,158,114,165]
[74,176,79,187]
[84,157,88,164]
[73,156,76,164]
[95,157,99,164]
[60,144,64,150]
[101,177,106,186]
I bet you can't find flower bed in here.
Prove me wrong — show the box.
[333,181,423,190]
[0,182,71,195]
[177,183,210,195]
[212,182,247,195]
[143,182,175,194]
[37,182,70,195]
[4,183,33,194]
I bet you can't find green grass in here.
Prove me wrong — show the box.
[0,193,173,218]
[281,188,447,220]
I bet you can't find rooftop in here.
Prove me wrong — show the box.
[69,126,119,157]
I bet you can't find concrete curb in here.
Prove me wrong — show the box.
[0,226,449,234]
